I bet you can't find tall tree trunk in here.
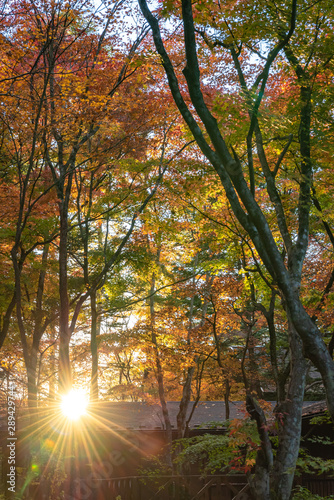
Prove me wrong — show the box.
[48,327,56,400]
[176,277,196,439]
[90,289,99,401]
[0,293,16,350]
[248,320,307,500]
[249,343,264,398]
[224,378,230,420]
[176,366,195,439]
[11,245,45,420]
[270,321,307,500]
[247,394,273,500]
[150,274,173,468]
[26,349,38,413]
[58,199,71,391]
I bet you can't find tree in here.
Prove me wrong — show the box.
[0,0,169,399]
[138,0,334,498]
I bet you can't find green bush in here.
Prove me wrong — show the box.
[292,486,334,499]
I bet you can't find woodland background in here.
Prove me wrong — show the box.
[1,0,334,499]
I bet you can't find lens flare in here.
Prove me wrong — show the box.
[61,389,88,420]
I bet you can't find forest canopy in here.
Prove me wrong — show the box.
[1,0,334,499]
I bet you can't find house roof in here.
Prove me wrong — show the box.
[89,401,249,430]
[301,400,327,418]
[88,400,320,430]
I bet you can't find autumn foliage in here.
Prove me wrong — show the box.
[1,0,334,499]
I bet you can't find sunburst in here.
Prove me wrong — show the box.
[60,389,88,420]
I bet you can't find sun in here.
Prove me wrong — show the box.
[60,389,88,420]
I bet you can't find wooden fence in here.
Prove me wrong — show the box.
[20,472,334,499]
[295,474,334,497]
[90,474,334,500]
[91,475,250,500]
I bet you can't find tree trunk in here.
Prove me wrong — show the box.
[58,199,71,391]
[224,378,230,420]
[48,327,56,400]
[176,366,195,439]
[27,348,38,414]
[150,274,173,468]
[246,394,273,500]
[0,293,16,350]
[248,320,307,500]
[90,290,99,401]
[270,321,307,500]
[250,464,271,500]
[249,343,264,399]
[285,295,334,417]
[176,273,196,439]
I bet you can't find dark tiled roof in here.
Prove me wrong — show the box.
[89,401,271,430]
[89,400,324,430]
[301,400,327,417]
